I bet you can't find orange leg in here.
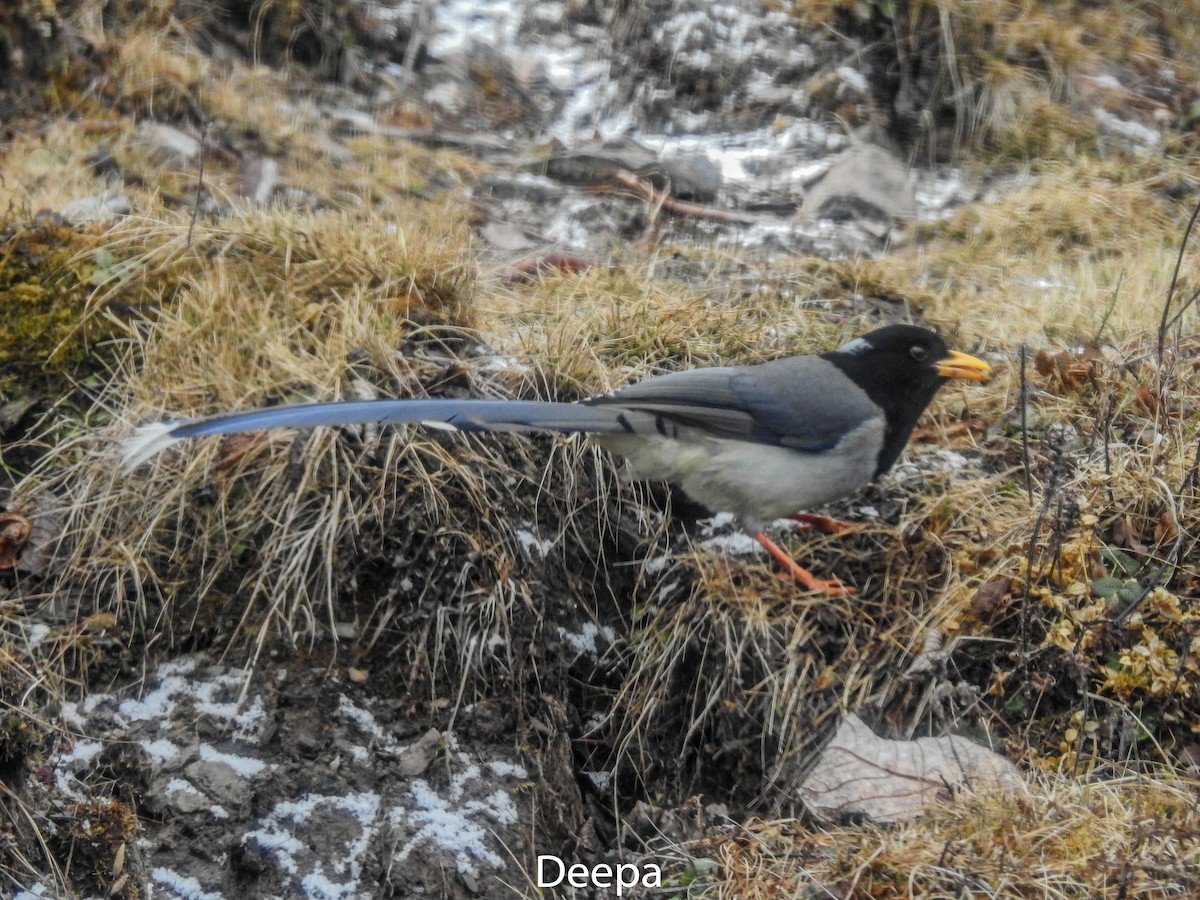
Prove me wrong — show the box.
[752,531,855,595]
[786,512,863,535]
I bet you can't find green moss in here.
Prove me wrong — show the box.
[0,218,122,391]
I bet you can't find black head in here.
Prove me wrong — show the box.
[822,324,990,477]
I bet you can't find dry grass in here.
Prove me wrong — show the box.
[14,202,512,661]
[692,772,1200,898]
[797,0,1200,158]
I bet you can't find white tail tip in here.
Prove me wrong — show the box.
[121,421,183,471]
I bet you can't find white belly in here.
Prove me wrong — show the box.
[596,418,884,532]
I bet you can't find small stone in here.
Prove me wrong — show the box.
[139,122,201,165]
[60,190,131,225]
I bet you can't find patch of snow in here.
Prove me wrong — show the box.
[700,512,738,534]
[59,738,103,766]
[557,622,615,657]
[246,792,382,897]
[486,760,528,779]
[1094,107,1161,148]
[23,622,52,649]
[701,530,763,556]
[699,514,761,556]
[472,354,532,374]
[892,448,973,482]
[141,738,180,765]
[428,0,523,57]
[642,554,671,574]
[165,777,205,798]
[915,169,968,218]
[112,657,267,741]
[389,756,523,877]
[836,65,869,93]
[13,884,54,899]
[150,868,224,900]
[516,527,556,558]
[198,743,268,777]
[338,695,382,736]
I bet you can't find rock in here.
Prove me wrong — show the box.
[799,714,1021,824]
[60,190,131,225]
[547,136,722,201]
[396,727,443,777]
[238,157,279,205]
[801,142,917,225]
[182,758,253,809]
[139,122,201,166]
[155,775,211,814]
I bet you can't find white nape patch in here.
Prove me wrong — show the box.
[121,420,183,470]
[836,336,873,356]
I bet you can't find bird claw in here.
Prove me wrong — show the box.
[778,567,856,596]
[786,513,865,535]
[752,531,857,595]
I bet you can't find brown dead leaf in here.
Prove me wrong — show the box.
[799,714,1021,824]
[969,576,1012,619]
[1033,348,1055,377]
[1111,516,1148,554]
[1028,671,1056,693]
[1154,510,1180,545]
[506,251,601,283]
[0,510,33,569]
[2,491,67,576]
[217,431,269,469]
[1134,384,1158,415]
[1034,348,1101,391]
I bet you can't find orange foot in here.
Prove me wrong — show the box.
[753,531,855,595]
[786,512,865,535]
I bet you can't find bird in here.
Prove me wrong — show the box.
[122,324,991,594]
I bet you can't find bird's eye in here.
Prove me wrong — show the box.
[910,345,929,362]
